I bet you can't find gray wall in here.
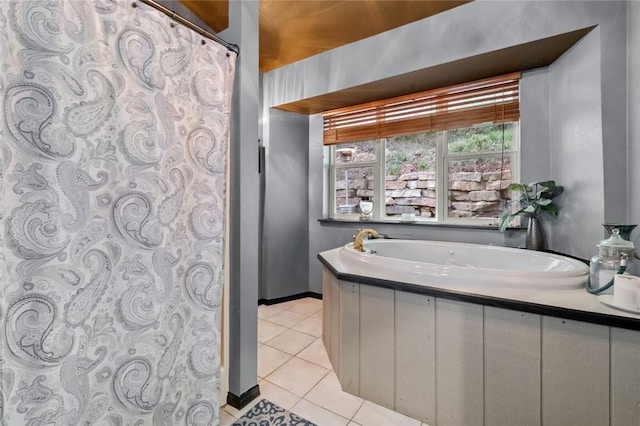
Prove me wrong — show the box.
[262,109,310,299]
[219,0,260,400]
[519,68,551,182]
[262,0,634,292]
[629,2,640,248]
[548,29,605,256]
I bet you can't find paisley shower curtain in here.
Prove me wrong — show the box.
[0,0,236,424]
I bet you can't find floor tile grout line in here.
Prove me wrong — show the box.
[260,321,307,329]
[297,367,366,424]
[294,397,352,425]
[257,299,372,425]
[290,368,354,426]
[299,367,332,400]
[259,317,314,330]
[261,341,317,355]
[264,327,322,342]
[226,299,321,422]
[258,377,304,412]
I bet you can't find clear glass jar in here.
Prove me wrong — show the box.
[589,228,635,293]
[358,197,373,221]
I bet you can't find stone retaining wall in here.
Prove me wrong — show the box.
[336,170,512,217]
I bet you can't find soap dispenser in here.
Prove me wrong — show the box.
[588,228,635,294]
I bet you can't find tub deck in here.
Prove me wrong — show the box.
[320,246,640,426]
[319,245,640,330]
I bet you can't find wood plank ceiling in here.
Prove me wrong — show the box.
[180,1,592,115]
[180,0,470,73]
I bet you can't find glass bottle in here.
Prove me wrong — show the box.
[589,228,635,294]
[358,197,374,221]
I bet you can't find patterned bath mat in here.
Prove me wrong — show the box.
[232,399,318,426]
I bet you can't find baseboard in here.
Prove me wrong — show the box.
[258,291,322,306]
[226,384,260,409]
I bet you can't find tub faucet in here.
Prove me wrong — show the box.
[354,228,379,252]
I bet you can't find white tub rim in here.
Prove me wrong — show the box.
[339,239,590,289]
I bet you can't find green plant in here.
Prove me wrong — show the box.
[386,151,407,175]
[448,124,514,153]
[498,180,564,232]
[416,158,432,171]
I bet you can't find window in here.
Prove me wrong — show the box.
[325,74,520,225]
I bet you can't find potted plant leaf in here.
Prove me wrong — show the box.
[498,180,564,250]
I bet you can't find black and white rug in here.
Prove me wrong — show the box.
[231,399,318,426]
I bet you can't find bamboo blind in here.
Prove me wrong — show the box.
[323,72,520,145]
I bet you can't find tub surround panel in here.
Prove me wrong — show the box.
[359,285,395,409]
[484,307,541,426]
[435,299,484,426]
[322,271,361,396]
[394,292,435,424]
[322,269,330,349]
[611,328,640,424]
[328,273,341,378]
[339,281,360,395]
[541,317,610,426]
[323,268,640,425]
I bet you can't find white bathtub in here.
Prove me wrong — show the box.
[340,239,590,289]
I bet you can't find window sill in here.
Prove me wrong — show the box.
[317,218,526,231]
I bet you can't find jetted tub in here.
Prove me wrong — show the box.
[340,239,590,289]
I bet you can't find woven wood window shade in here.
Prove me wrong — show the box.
[323,72,521,145]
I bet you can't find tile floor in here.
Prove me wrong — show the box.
[220,297,429,426]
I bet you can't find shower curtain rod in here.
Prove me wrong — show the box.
[137,0,239,55]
